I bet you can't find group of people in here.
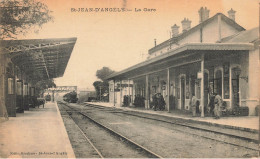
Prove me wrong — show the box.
[123,95,131,106]
[190,93,223,119]
[133,94,145,107]
[209,93,223,119]
[152,93,166,111]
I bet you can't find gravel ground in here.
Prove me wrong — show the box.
[60,102,258,158]
[113,111,258,150]
[61,115,101,158]
[58,103,153,158]
[58,105,101,158]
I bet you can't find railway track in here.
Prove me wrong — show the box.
[58,102,163,158]
[83,103,259,151]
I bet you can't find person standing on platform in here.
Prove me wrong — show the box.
[214,93,223,119]
[208,94,215,116]
[152,93,158,111]
[158,93,166,110]
[190,93,197,117]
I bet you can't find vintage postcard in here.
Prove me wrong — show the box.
[0,0,259,158]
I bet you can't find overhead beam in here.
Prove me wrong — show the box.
[4,41,75,54]
[1,37,77,81]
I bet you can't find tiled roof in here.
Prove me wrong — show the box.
[221,27,259,43]
[106,13,254,80]
[148,13,245,54]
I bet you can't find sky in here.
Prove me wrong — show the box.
[22,0,259,90]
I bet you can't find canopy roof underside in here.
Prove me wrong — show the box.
[106,43,254,80]
[0,37,77,81]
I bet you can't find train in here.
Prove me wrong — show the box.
[63,91,78,103]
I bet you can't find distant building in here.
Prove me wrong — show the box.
[107,7,259,116]
[78,90,96,103]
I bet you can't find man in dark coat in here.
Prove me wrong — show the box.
[153,93,158,111]
[208,94,215,116]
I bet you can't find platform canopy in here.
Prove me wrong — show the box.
[0,37,77,81]
[106,42,254,80]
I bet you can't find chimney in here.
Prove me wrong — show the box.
[154,39,157,47]
[198,7,210,23]
[171,24,180,37]
[181,18,191,32]
[228,8,236,21]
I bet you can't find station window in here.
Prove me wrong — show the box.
[214,70,222,96]
[195,80,201,99]
[175,78,180,99]
[31,87,35,96]
[223,64,230,99]
[16,80,23,95]
[190,75,196,97]
[24,84,28,95]
[152,86,157,94]
[223,77,229,99]
[185,75,190,99]
[8,78,14,94]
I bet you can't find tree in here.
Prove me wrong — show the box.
[34,79,56,97]
[0,0,54,39]
[93,80,102,100]
[96,67,115,81]
[93,67,115,101]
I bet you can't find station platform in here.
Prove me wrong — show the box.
[86,102,259,131]
[0,102,75,158]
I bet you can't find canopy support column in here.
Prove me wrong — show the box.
[145,75,149,109]
[120,80,122,107]
[128,79,131,106]
[113,80,116,107]
[131,81,134,106]
[201,53,205,117]
[167,68,170,112]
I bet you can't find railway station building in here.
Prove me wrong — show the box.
[0,37,77,117]
[107,7,259,116]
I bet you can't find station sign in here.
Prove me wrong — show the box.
[197,72,202,79]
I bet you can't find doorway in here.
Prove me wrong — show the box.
[232,67,241,107]
[214,70,222,96]
[6,76,16,116]
[16,80,24,113]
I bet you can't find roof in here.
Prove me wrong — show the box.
[107,12,253,80]
[148,13,245,54]
[106,43,254,80]
[221,27,259,43]
[0,37,77,81]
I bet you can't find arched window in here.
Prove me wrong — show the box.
[180,76,185,110]
[223,63,230,99]
[8,78,14,94]
[16,80,23,95]
[31,87,35,97]
[24,83,28,96]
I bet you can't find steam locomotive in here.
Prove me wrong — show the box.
[63,91,78,103]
